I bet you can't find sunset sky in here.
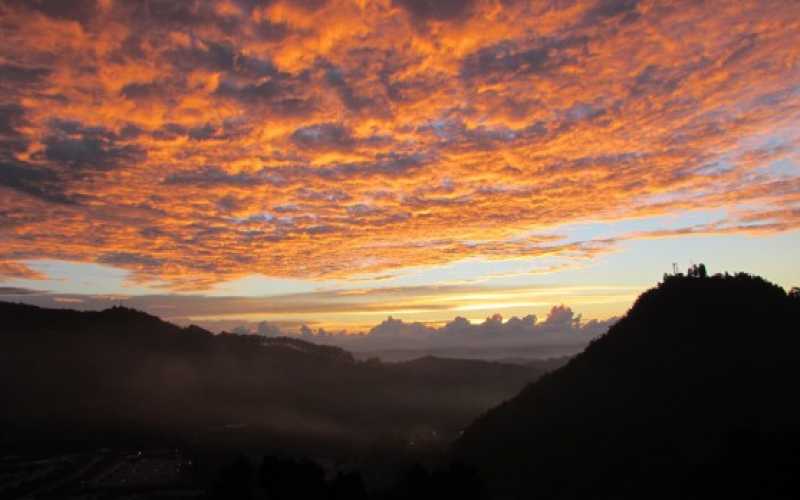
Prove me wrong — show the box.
[1,0,799,332]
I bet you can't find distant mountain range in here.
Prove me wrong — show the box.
[454,272,800,499]
[0,302,558,454]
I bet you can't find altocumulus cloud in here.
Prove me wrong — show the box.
[0,0,797,288]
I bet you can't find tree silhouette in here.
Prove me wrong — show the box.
[212,455,253,500]
[390,462,488,500]
[259,456,327,500]
[330,471,367,500]
[697,262,707,278]
[687,263,708,278]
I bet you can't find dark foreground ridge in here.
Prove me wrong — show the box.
[2,271,798,499]
[454,272,800,499]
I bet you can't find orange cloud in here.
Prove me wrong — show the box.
[0,261,46,280]
[0,0,799,289]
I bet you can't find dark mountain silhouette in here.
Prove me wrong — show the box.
[454,272,800,499]
[0,302,553,455]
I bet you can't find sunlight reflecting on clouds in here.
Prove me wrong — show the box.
[0,0,798,297]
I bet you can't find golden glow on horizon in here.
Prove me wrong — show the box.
[174,283,639,332]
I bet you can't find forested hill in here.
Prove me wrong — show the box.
[0,301,353,363]
[0,301,552,453]
[454,272,800,499]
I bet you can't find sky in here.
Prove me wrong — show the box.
[0,0,799,334]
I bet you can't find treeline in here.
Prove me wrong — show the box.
[209,454,487,500]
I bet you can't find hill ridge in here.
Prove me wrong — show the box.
[454,272,800,499]
[0,300,553,454]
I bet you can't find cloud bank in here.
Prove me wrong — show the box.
[237,305,617,359]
